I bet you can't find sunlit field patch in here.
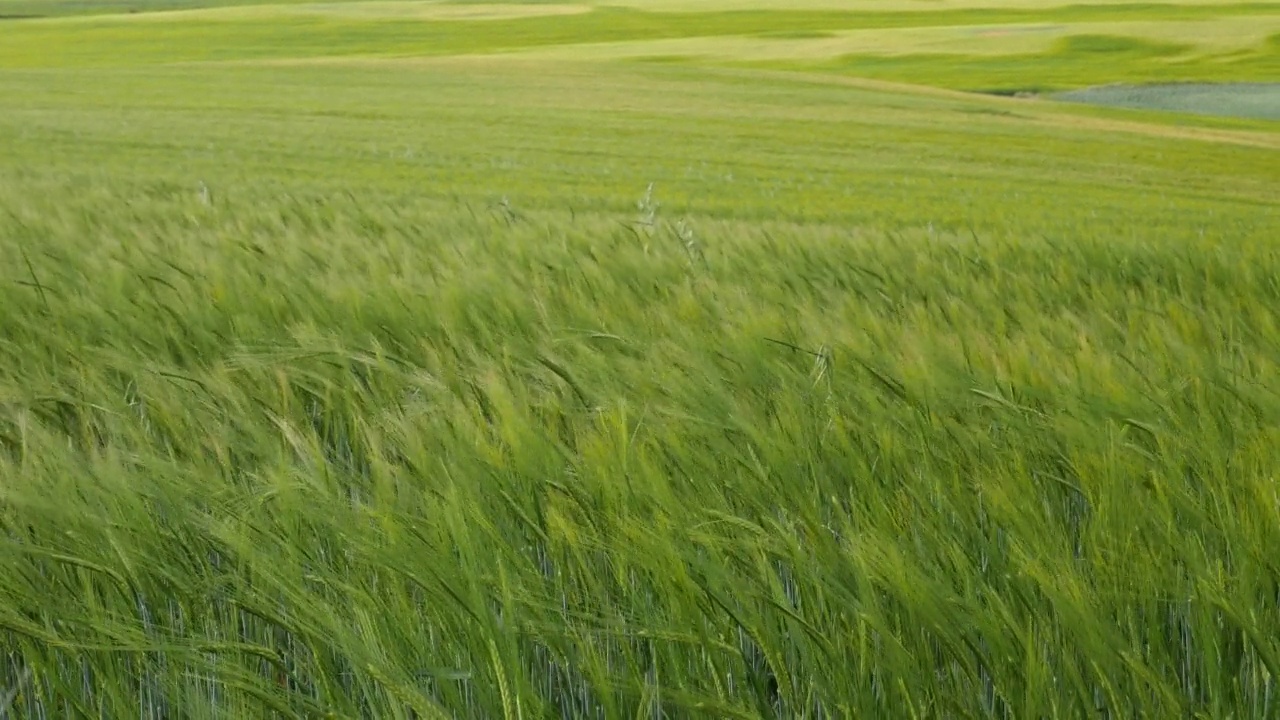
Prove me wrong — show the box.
[105,1,594,21]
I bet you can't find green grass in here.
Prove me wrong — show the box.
[2,1,1280,718]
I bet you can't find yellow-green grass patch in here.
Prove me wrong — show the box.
[511,15,1278,64]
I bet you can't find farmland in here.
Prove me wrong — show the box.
[1,0,1278,718]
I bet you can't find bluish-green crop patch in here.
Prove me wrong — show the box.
[1057,81,1280,120]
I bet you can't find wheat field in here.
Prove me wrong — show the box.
[1,1,1278,718]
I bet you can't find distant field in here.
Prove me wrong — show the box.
[1,0,1273,16]
[2,0,1277,97]
[1,0,1278,718]
[0,0,358,17]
